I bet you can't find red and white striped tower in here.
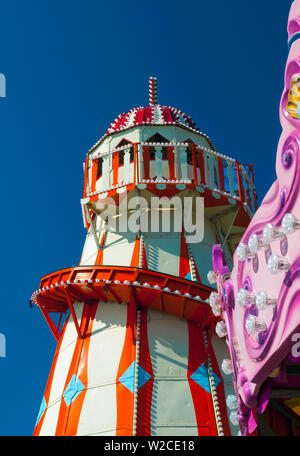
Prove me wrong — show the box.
[31,78,257,436]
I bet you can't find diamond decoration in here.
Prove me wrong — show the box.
[191,363,221,393]
[35,396,47,425]
[118,362,151,393]
[63,375,85,406]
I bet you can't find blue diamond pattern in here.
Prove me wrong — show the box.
[35,396,47,425]
[191,363,221,393]
[184,272,199,283]
[63,374,85,406]
[118,362,151,393]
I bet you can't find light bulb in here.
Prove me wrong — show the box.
[222,358,234,375]
[263,223,283,244]
[256,291,277,310]
[236,243,251,261]
[209,292,220,307]
[229,411,239,426]
[211,304,221,317]
[207,270,217,284]
[226,394,238,410]
[245,315,267,335]
[281,213,300,235]
[236,288,256,307]
[209,292,221,316]
[215,321,227,338]
[267,254,290,274]
[248,234,264,256]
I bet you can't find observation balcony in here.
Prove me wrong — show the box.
[84,142,257,218]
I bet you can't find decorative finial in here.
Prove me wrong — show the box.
[149,76,157,105]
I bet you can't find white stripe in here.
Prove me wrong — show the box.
[39,303,84,435]
[76,301,127,436]
[143,229,180,276]
[153,105,164,124]
[102,231,136,267]
[147,309,198,435]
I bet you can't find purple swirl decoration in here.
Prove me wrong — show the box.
[211,1,300,435]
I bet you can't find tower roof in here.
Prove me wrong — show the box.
[106,76,199,135]
[89,77,205,153]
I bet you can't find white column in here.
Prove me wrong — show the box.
[101,155,110,190]
[155,146,163,180]
[138,144,144,182]
[174,146,182,180]
[124,147,131,184]
[180,146,188,180]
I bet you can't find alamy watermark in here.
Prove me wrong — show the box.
[92,193,204,243]
[0,333,6,358]
[0,73,5,98]
[291,333,300,358]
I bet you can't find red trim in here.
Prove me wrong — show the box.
[167,146,175,180]
[187,323,218,436]
[191,144,198,185]
[217,157,225,192]
[37,304,61,342]
[179,229,190,279]
[134,143,138,183]
[64,288,83,339]
[55,303,90,435]
[90,160,98,202]
[112,151,120,186]
[143,146,150,180]
[33,312,71,435]
[136,307,154,436]
[198,149,206,185]
[142,241,148,269]
[130,236,140,267]
[63,302,98,435]
[116,299,136,435]
[94,231,106,265]
[34,265,217,340]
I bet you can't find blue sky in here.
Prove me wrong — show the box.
[0,0,291,435]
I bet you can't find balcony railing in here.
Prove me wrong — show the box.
[85,142,257,215]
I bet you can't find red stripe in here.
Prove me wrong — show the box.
[136,308,153,435]
[55,303,90,435]
[179,229,190,279]
[116,300,136,435]
[94,231,106,265]
[33,313,71,435]
[187,322,218,436]
[64,302,98,435]
[191,144,198,185]
[143,146,150,180]
[113,152,120,186]
[90,160,98,202]
[167,146,175,180]
[198,149,206,185]
[130,236,140,267]
[142,242,148,269]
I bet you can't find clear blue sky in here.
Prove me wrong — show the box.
[0,0,291,435]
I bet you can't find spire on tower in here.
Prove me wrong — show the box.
[149,76,157,105]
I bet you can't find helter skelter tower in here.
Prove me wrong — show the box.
[31,78,257,436]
